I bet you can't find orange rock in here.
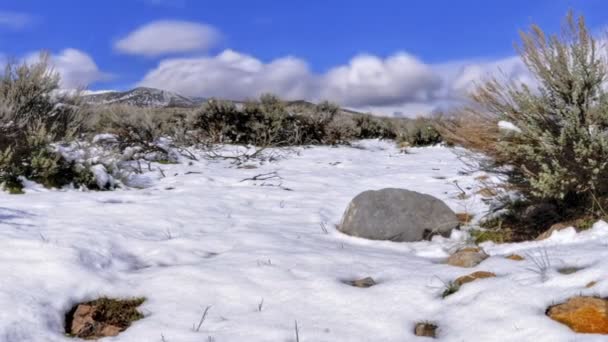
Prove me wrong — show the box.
[454,271,496,286]
[547,296,608,334]
[505,254,524,261]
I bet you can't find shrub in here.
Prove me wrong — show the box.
[396,118,442,147]
[89,105,178,158]
[352,115,395,140]
[0,53,95,192]
[442,12,608,229]
[192,95,357,146]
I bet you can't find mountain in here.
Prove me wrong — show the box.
[81,87,367,116]
[82,87,202,108]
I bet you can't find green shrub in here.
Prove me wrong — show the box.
[445,12,608,228]
[192,95,352,146]
[0,53,94,192]
[396,118,442,147]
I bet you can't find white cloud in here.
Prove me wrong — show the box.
[139,50,314,100]
[137,48,538,117]
[0,11,32,30]
[27,49,110,89]
[139,50,442,111]
[441,56,533,97]
[115,20,220,57]
[321,53,441,107]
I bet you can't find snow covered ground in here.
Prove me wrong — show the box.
[1,140,607,341]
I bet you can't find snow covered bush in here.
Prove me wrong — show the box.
[89,105,181,161]
[0,53,97,193]
[441,12,608,233]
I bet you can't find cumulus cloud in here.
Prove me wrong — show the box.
[139,50,442,110]
[139,49,315,99]
[443,56,533,96]
[27,49,110,88]
[115,20,220,57]
[0,11,32,30]
[137,48,537,116]
[321,53,442,107]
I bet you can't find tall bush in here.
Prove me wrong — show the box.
[0,54,92,192]
[442,12,608,220]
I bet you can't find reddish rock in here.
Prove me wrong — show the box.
[547,296,608,334]
[454,271,496,286]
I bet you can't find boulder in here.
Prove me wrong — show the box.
[547,296,608,334]
[447,247,488,268]
[339,188,459,242]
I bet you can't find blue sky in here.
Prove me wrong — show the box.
[1,0,607,115]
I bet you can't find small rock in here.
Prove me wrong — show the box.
[454,271,496,286]
[536,222,573,240]
[70,304,123,339]
[586,281,598,288]
[557,267,583,275]
[345,277,377,288]
[505,254,524,261]
[414,322,437,338]
[547,296,608,334]
[447,247,488,268]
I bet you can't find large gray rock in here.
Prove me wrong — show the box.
[339,188,459,242]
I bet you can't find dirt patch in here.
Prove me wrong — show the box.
[65,297,145,339]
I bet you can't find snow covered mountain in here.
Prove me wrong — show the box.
[82,87,203,108]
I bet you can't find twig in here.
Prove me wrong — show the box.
[294,320,300,342]
[193,306,212,332]
[240,172,281,183]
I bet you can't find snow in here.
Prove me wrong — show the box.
[0,140,607,341]
[498,120,522,133]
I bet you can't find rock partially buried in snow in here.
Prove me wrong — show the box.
[345,277,377,288]
[414,322,438,338]
[546,296,608,334]
[505,254,524,261]
[339,188,459,242]
[447,247,488,268]
[454,271,496,286]
[536,222,574,240]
